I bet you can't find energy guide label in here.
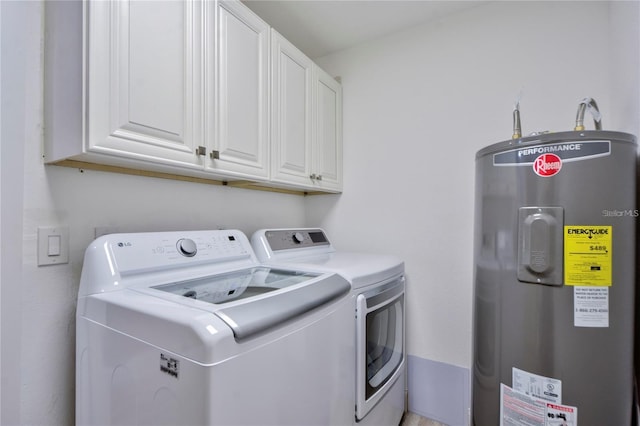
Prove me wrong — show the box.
[564,226,611,286]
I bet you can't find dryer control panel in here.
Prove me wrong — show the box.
[263,229,331,251]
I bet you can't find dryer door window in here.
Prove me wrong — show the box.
[365,297,404,398]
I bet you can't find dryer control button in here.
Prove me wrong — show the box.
[177,238,197,257]
[293,232,305,244]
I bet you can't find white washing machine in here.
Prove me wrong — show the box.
[251,228,406,426]
[76,229,355,426]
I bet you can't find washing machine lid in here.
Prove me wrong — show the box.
[153,266,319,304]
[148,266,350,340]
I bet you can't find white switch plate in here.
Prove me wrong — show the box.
[37,226,69,266]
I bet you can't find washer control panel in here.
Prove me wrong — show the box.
[264,229,331,251]
[107,230,253,274]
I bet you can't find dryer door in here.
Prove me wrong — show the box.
[356,276,405,420]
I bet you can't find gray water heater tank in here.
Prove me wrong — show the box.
[472,130,637,425]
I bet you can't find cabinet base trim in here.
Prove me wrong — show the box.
[50,160,326,196]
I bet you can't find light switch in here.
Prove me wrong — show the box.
[48,235,61,256]
[38,226,69,266]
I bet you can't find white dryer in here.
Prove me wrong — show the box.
[251,228,406,426]
[76,229,355,426]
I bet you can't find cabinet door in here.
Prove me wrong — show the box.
[209,0,269,179]
[87,0,202,168]
[270,29,314,187]
[313,67,343,192]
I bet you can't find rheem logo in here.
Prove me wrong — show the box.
[533,153,562,177]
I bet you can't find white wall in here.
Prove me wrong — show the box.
[1,1,28,424]
[609,0,640,137]
[309,1,639,422]
[2,2,307,424]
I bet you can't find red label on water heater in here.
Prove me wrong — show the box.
[533,153,562,177]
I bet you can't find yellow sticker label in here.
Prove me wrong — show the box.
[564,226,612,286]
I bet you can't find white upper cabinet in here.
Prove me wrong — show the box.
[313,67,343,192]
[45,0,341,192]
[208,0,270,179]
[270,30,342,192]
[86,0,202,169]
[270,30,314,187]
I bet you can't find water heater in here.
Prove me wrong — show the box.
[472,101,637,425]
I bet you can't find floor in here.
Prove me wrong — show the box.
[401,412,447,426]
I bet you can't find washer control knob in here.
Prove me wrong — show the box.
[293,232,305,244]
[177,238,197,257]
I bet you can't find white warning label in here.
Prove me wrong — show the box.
[501,384,546,425]
[546,403,577,426]
[512,368,562,403]
[501,384,578,426]
[160,353,179,378]
[574,287,609,327]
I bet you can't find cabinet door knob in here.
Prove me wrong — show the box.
[310,173,317,180]
[210,150,220,160]
[196,146,206,156]
[316,175,322,181]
